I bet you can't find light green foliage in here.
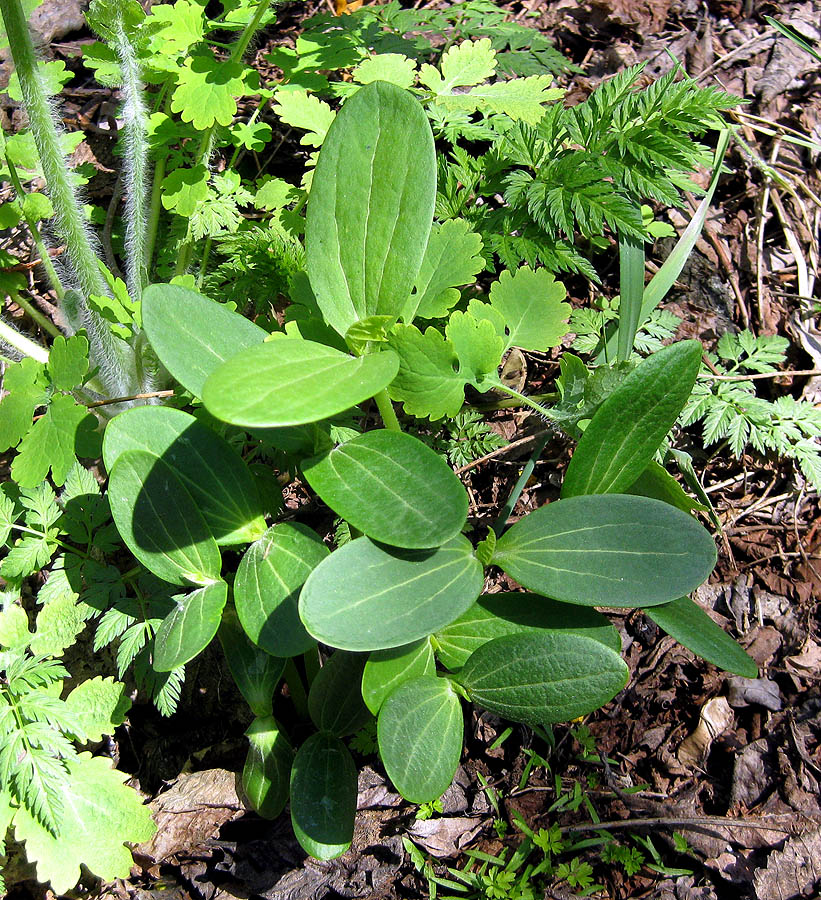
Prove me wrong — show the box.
[63,676,130,741]
[153,581,228,670]
[171,55,250,129]
[362,639,435,715]
[353,53,416,89]
[186,170,254,241]
[435,409,506,468]
[273,89,336,147]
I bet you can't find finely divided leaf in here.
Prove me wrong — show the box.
[493,494,716,607]
[458,632,628,725]
[302,429,468,549]
[300,535,483,651]
[273,89,335,147]
[377,675,463,803]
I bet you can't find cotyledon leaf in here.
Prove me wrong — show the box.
[377,675,463,803]
[103,405,266,545]
[433,593,621,671]
[218,610,286,718]
[308,650,371,737]
[142,282,266,397]
[362,638,436,715]
[493,494,716,608]
[235,523,327,658]
[457,632,629,726]
[299,534,483,651]
[108,450,222,587]
[202,338,399,427]
[242,716,294,820]
[302,429,468,549]
[153,580,228,671]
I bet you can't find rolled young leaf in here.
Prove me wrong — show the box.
[300,535,483,651]
[457,632,628,725]
[307,650,372,737]
[302,429,469,549]
[646,596,758,678]
[305,80,436,335]
[242,716,294,820]
[202,338,399,427]
[153,580,228,671]
[493,494,716,607]
[433,593,621,671]
[234,523,328,658]
[103,406,266,545]
[108,450,222,586]
[362,639,436,715]
[290,732,357,860]
[377,675,463,803]
[562,340,702,498]
[218,610,286,718]
[142,283,266,396]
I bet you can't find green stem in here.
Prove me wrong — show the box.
[373,389,401,431]
[8,522,92,559]
[283,658,309,719]
[492,432,551,537]
[487,379,554,419]
[8,293,61,339]
[144,151,166,275]
[474,391,559,412]
[0,318,49,363]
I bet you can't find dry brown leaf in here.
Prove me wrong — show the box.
[678,697,734,767]
[406,816,485,857]
[753,827,821,900]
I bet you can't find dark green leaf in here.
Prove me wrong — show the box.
[202,339,399,427]
[308,650,371,737]
[562,341,702,497]
[103,406,266,545]
[153,580,227,671]
[646,596,758,678]
[302,430,468,548]
[300,535,483,651]
[108,450,222,586]
[493,494,716,607]
[362,639,435,715]
[377,675,463,803]
[235,523,327,658]
[290,732,357,860]
[242,716,294,819]
[625,460,706,513]
[218,610,285,717]
[142,282,266,396]
[306,80,436,335]
[458,632,628,725]
[433,593,621,671]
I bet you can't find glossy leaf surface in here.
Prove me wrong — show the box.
[308,650,371,737]
[202,339,399,427]
[458,632,628,725]
[378,675,463,803]
[562,341,702,497]
[153,581,227,671]
[302,430,468,548]
[434,593,621,671]
[300,535,483,651]
[235,523,327,658]
[103,406,266,545]
[142,283,266,396]
[646,596,757,678]
[218,610,285,717]
[290,732,357,859]
[242,716,294,820]
[494,494,716,607]
[108,450,221,586]
[362,639,436,715]
[306,81,436,335]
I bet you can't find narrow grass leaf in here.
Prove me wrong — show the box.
[616,233,645,362]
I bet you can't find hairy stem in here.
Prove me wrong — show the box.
[0,318,49,363]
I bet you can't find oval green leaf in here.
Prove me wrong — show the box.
[458,632,629,726]
[306,80,436,335]
[142,283,267,397]
[104,406,266,545]
[242,715,294,820]
[308,650,372,737]
[108,450,222,586]
[646,596,758,678]
[218,610,285,717]
[433,593,621,671]
[290,732,357,860]
[302,430,468,548]
[562,340,702,498]
[202,338,399,427]
[235,523,328,658]
[377,675,463,803]
[362,639,435,715]
[153,580,227,671]
[493,494,716,607]
[300,535,484,651]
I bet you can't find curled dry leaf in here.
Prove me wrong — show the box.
[678,696,734,767]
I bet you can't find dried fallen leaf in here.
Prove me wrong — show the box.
[727,677,782,711]
[406,816,485,857]
[753,826,821,900]
[678,696,734,767]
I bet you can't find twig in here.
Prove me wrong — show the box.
[559,815,796,835]
[701,368,821,381]
[85,389,174,408]
[454,429,551,475]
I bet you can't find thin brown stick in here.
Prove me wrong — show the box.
[702,368,821,382]
[85,389,174,408]
[454,430,550,475]
[559,815,796,835]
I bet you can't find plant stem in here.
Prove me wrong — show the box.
[702,368,821,381]
[8,292,61,339]
[0,318,49,363]
[491,432,551,537]
[373,389,401,431]
[84,388,175,408]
